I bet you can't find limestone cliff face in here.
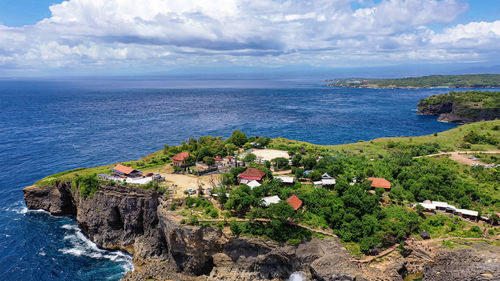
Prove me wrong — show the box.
[23,182,400,281]
[417,100,499,123]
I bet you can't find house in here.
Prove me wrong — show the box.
[432,201,456,213]
[111,164,143,178]
[247,180,261,189]
[238,168,266,182]
[98,174,123,182]
[172,152,194,167]
[367,177,391,190]
[418,202,437,211]
[286,195,303,211]
[275,176,294,185]
[417,201,479,221]
[261,195,281,207]
[456,209,479,220]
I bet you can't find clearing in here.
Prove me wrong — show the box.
[252,149,289,161]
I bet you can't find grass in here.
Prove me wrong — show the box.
[33,120,500,186]
[271,120,500,158]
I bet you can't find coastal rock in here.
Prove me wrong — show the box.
[23,182,409,281]
[422,246,500,281]
[23,182,76,215]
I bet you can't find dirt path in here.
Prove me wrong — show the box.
[415,150,499,166]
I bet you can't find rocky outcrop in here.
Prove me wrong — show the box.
[22,182,408,281]
[417,95,499,123]
[422,244,500,281]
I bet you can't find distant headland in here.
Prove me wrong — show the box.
[327,74,500,89]
[417,90,500,123]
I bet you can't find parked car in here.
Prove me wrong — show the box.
[186,188,196,195]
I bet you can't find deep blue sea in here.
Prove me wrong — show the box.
[1,76,490,280]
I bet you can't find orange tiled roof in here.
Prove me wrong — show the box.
[286,195,303,211]
[367,177,391,189]
[172,152,192,162]
[238,168,266,181]
[113,164,135,175]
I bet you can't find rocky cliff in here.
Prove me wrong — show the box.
[25,182,405,281]
[31,182,500,281]
[417,91,500,123]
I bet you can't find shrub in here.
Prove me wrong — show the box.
[74,174,100,198]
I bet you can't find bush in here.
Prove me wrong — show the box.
[74,174,100,198]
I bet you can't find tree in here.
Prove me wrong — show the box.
[291,154,302,167]
[224,185,257,216]
[224,143,238,156]
[244,153,257,163]
[255,137,271,148]
[266,201,295,222]
[490,213,499,226]
[203,156,215,166]
[272,157,289,171]
[228,130,248,147]
[301,156,317,170]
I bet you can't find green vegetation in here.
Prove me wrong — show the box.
[328,74,500,89]
[73,174,100,198]
[418,90,500,122]
[33,121,500,254]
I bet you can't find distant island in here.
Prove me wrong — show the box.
[327,74,500,89]
[418,90,500,123]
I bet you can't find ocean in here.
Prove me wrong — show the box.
[0,76,474,280]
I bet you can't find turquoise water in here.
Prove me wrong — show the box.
[0,77,474,280]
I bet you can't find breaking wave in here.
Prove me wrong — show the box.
[59,223,134,274]
[288,271,307,281]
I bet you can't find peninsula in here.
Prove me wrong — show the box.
[418,90,500,123]
[327,74,500,89]
[24,121,500,281]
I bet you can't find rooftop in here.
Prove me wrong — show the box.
[286,195,302,211]
[172,152,192,162]
[367,177,391,189]
[112,164,135,175]
[238,168,266,181]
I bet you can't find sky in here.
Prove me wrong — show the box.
[0,0,499,77]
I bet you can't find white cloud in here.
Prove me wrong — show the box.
[0,0,499,73]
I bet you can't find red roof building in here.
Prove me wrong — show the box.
[238,168,266,181]
[112,164,142,177]
[286,195,303,211]
[367,177,391,189]
[172,152,193,166]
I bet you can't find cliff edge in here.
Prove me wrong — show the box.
[417,91,500,123]
[23,182,387,281]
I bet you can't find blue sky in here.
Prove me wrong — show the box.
[0,0,499,77]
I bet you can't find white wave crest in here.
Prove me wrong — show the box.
[288,271,308,281]
[59,223,134,272]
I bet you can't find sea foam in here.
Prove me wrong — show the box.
[58,223,134,273]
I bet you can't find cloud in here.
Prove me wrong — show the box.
[0,0,499,73]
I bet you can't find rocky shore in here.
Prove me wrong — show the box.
[23,182,500,281]
[416,92,500,123]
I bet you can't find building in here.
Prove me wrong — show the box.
[417,201,479,221]
[275,176,294,185]
[238,168,266,182]
[111,164,143,178]
[247,180,261,189]
[312,173,336,187]
[286,195,303,211]
[367,177,391,190]
[456,209,479,220]
[261,195,281,207]
[172,152,194,167]
[98,174,123,182]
